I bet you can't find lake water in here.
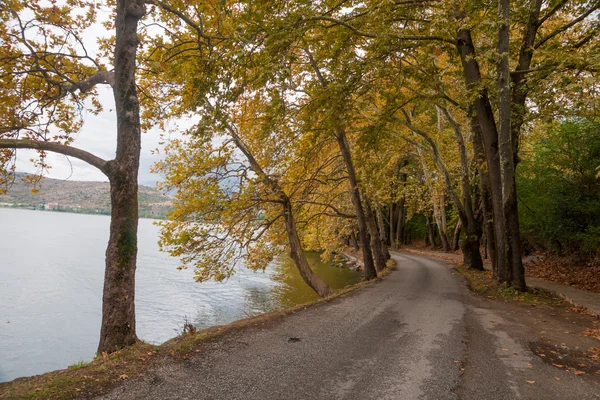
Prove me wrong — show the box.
[0,208,361,383]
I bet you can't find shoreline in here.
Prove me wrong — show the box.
[0,261,395,399]
[0,205,167,220]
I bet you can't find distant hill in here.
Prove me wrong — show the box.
[0,173,173,218]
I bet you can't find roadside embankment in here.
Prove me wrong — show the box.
[0,260,395,400]
[401,247,600,318]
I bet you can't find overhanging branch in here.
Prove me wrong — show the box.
[0,139,110,176]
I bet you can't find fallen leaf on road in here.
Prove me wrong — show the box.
[552,363,565,368]
[555,377,560,381]
[573,370,585,375]
[514,352,519,356]
[119,374,129,380]
[503,348,509,352]
[525,380,536,384]
[528,363,533,367]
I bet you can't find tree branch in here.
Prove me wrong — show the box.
[147,0,228,42]
[0,139,110,176]
[305,15,456,45]
[535,3,600,49]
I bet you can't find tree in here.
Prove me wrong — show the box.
[143,1,334,297]
[518,118,600,257]
[0,0,147,353]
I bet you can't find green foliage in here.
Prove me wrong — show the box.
[68,360,89,370]
[518,118,600,257]
[404,213,428,244]
[456,265,566,307]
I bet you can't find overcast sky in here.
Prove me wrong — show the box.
[13,7,179,187]
[15,86,174,187]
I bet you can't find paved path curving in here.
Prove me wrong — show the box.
[404,248,600,318]
[97,252,600,400]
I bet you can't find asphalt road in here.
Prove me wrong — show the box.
[97,252,600,400]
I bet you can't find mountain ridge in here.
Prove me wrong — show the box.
[0,173,173,218]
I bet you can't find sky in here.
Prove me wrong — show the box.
[12,5,180,187]
[15,86,174,187]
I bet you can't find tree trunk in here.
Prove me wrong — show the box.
[455,26,509,282]
[469,108,498,275]
[98,0,146,353]
[425,212,436,249]
[396,197,406,247]
[211,105,334,299]
[451,220,462,251]
[304,50,376,280]
[375,200,391,259]
[511,0,544,166]
[283,199,332,298]
[498,0,525,290]
[334,129,377,280]
[433,196,450,252]
[350,230,359,252]
[363,194,389,271]
[389,202,396,247]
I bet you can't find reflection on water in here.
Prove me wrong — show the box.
[0,208,361,383]
[270,252,361,308]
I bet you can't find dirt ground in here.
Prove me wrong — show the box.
[468,285,600,383]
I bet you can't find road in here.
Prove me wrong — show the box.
[98,252,600,400]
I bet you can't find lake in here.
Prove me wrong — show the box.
[0,208,361,383]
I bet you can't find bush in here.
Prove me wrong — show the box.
[518,118,600,258]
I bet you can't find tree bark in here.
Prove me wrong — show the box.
[498,0,526,290]
[434,195,450,252]
[451,219,462,251]
[425,212,436,249]
[304,49,377,280]
[98,0,147,353]
[335,130,377,280]
[350,230,360,252]
[469,108,498,275]
[374,200,391,258]
[212,103,333,299]
[363,194,389,270]
[389,202,396,247]
[396,197,406,246]
[511,0,544,165]
[283,199,332,297]
[440,107,484,270]
[455,26,509,282]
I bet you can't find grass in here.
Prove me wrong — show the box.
[67,361,90,370]
[456,264,567,307]
[0,262,396,400]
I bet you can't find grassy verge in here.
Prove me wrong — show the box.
[456,264,567,307]
[0,262,395,400]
